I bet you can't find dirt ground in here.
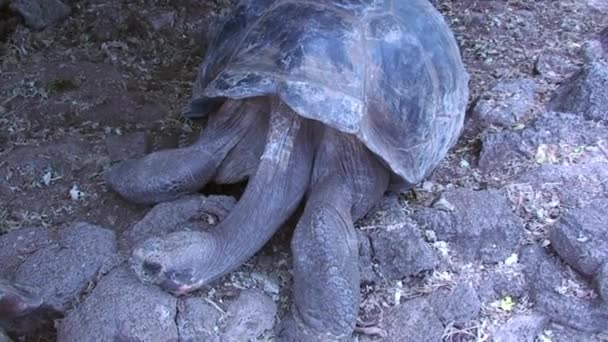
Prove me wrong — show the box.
[1,0,607,341]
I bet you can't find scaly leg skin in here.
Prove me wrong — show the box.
[131,97,315,294]
[0,278,43,320]
[213,98,269,184]
[105,98,268,205]
[288,128,389,341]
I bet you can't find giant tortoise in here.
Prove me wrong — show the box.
[0,278,42,321]
[106,0,468,339]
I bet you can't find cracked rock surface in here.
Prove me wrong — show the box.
[413,189,525,263]
[57,266,179,342]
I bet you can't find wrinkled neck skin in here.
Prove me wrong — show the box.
[202,98,316,281]
[193,98,267,152]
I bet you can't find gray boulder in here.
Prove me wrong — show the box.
[472,78,537,127]
[545,323,596,342]
[429,283,481,325]
[413,189,524,263]
[57,266,179,342]
[369,222,439,280]
[580,26,607,63]
[178,289,277,341]
[479,111,608,173]
[357,231,377,284]
[520,245,608,333]
[13,223,121,314]
[493,313,548,342]
[548,61,608,122]
[10,0,70,30]
[514,163,608,208]
[535,52,578,81]
[596,263,608,301]
[177,297,222,342]
[383,297,444,342]
[222,290,277,341]
[476,272,527,304]
[0,227,53,278]
[363,195,438,279]
[549,198,608,277]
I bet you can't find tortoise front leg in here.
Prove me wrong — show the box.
[290,129,389,340]
[130,98,315,294]
[105,98,267,204]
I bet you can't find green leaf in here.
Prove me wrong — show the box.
[499,296,515,311]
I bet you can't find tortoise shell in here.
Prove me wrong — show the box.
[188,0,469,187]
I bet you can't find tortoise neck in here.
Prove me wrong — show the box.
[205,99,315,279]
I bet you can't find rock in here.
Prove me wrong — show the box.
[581,26,608,64]
[361,195,438,279]
[493,313,548,342]
[581,39,606,64]
[57,266,178,342]
[478,130,527,173]
[595,263,608,301]
[177,297,222,342]
[10,0,70,30]
[514,163,608,208]
[429,283,481,325]
[545,323,595,342]
[383,297,444,342]
[357,232,377,284]
[122,195,235,250]
[549,198,608,277]
[520,245,561,291]
[585,0,608,14]
[413,189,524,263]
[472,78,537,127]
[359,194,410,228]
[0,227,53,278]
[476,272,527,304]
[14,223,121,314]
[548,61,608,122]
[479,112,608,173]
[222,290,277,341]
[275,314,300,342]
[535,53,578,81]
[105,132,151,163]
[520,245,608,333]
[369,219,438,280]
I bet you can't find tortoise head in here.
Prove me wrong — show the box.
[0,279,43,320]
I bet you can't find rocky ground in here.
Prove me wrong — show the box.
[0,0,607,341]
